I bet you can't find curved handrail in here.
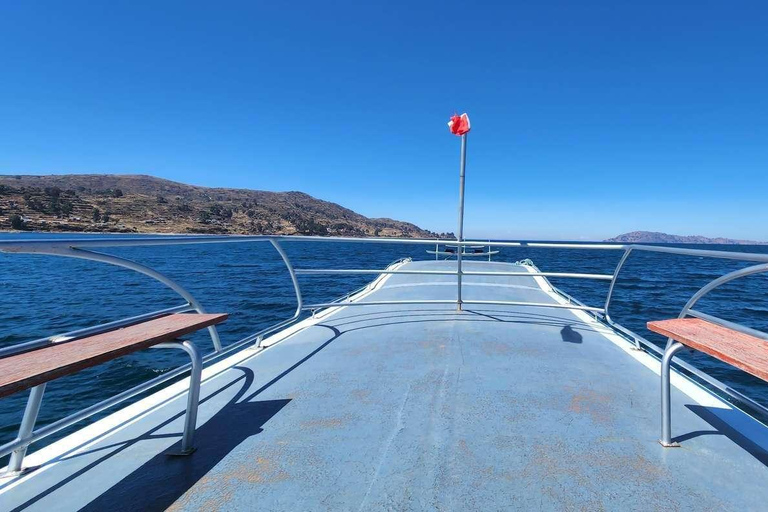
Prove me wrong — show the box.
[7,245,223,352]
[270,239,303,321]
[661,262,768,349]
[243,240,305,348]
[602,248,643,348]
[603,247,633,323]
[679,262,768,317]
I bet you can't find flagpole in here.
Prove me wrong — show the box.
[456,133,467,311]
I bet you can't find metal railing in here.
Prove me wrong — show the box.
[3,234,768,471]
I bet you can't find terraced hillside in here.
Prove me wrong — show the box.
[0,174,446,237]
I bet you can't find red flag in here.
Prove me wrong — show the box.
[448,113,471,136]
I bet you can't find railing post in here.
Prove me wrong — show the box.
[604,248,641,349]
[6,384,46,474]
[30,246,224,353]
[269,239,303,319]
[603,247,632,322]
[602,248,641,341]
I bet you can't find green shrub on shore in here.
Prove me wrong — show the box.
[9,214,25,230]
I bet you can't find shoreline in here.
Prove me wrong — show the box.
[1,229,767,246]
[0,228,217,237]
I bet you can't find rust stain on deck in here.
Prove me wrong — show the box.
[351,388,372,402]
[479,340,512,355]
[300,415,351,429]
[568,388,613,425]
[240,456,291,484]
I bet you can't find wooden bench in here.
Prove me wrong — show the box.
[0,313,228,473]
[647,317,768,447]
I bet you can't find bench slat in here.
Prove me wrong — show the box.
[0,313,228,399]
[648,318,768,382]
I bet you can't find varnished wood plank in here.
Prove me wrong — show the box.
[648,318,768,382]
[0,313,228,399]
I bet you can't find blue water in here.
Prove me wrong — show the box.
[2,233,768,455]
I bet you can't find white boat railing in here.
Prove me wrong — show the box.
[3,234,768,470]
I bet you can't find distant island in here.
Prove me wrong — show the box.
[605,231,767,245]
[0,174,451,238]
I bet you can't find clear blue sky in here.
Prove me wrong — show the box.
[1,1,767,240]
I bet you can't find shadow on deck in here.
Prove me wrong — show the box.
[80,395,291,512]
[682,404,768,467]
[12,324,346,512]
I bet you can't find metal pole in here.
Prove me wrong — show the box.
[265,240,303,348]
[603,248,638,348]
[456,133,467,311]
[156,340,203,455]
[6,384,46,473]
[660,342,684,447]
[179,341,202,454]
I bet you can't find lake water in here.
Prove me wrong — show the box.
[2,233,768,455]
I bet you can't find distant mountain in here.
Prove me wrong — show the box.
[605,231,767,245]
[0,174,450,238]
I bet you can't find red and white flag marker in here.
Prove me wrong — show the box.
[449,113,470,311]
[448,113,471,136]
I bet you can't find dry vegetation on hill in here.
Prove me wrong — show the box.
[605,231,765,245]
[0,174,449,238]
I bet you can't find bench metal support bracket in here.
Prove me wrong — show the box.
[155,340,203,455]
[1,340,203,476]
[660,341,685,447]
[2,384,47,476]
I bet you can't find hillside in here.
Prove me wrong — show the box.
[605,231,766,245]
[0,174,447,237]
